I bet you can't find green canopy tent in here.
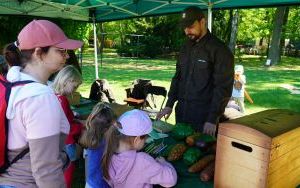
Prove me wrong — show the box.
[1,0,299,78]
[1,0,299,22]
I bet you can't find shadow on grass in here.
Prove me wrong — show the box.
[80,54,300,113]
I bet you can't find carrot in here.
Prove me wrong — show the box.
[188,155,215,173]
[200,161,215,181]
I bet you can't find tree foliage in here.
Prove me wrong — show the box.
[237,8,275,45]
[285,6,300,42]
[0,16,32,50]
[1,6,300,59]
[103,14,185,57]
[212,10,232,44]
[0,16,91,52]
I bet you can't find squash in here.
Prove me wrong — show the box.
[188,155,215,173]
[200,161,215,182]
[167,143,187,161]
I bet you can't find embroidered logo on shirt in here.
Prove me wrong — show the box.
[197,59,207,63]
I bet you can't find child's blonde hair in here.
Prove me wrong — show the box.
[52,65,82,95]
[79,102,116,149]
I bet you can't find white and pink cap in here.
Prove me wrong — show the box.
[118,110,152,136]
[17,20,83,50]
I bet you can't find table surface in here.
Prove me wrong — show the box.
[71,98,97,119]
[153,136,214,188]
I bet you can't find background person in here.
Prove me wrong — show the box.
[157,6,234,136]
[232,65,246,113]
[79,103,115,188]
[52,65,84,188]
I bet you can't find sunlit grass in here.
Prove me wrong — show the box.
[78,51,300,125]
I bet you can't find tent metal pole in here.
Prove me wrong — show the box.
[207,4,212,32]
[93,17,99,79]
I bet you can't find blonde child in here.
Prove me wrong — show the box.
[232,65,246,113]
[102,109,177,188]
[79,103,115,188]
[52,65,83,188]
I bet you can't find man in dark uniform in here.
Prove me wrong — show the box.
[157,6,234,136]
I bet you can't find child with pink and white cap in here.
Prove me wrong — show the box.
[232,65,246,113]
[102,109,177,188]
[0,20,82,188]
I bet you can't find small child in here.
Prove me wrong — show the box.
[102,109,177,188]
[52,65,83,188]
[79,103,115,188]
[232,65,246,113]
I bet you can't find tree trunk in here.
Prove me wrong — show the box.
[228,10,239,54]
[99,22,105,67]
[119,22,125,46]
[280,7,290,57]
[267,7,288,65]
[224,10,233,44]
[98,23,105,54]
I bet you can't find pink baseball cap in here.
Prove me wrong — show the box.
[118,110,152,136]
[17,20,83,50]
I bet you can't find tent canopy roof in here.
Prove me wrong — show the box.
[0,0,299,22]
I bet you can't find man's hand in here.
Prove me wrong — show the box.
[203,122,217,137]
[156,107,172,120]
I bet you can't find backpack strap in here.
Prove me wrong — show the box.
[3,80,34,171]
[11,80,35,87]
[9,147,30,166]
[4,80,35,103]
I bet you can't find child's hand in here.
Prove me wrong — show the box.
[74,118,86,125]
[156,156,166,163]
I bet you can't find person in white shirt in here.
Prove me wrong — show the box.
[232,65,246,113]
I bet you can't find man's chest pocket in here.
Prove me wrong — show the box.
[192,58,212,88]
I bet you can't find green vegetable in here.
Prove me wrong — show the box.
[197,134,216,142]
[171,123,194,140]
[183,148,203,166]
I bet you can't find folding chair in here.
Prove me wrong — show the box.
[146,86,167,112]
[141,86,167,118]
[124,79,152,109]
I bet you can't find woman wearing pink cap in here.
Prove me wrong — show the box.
[102,110,177,188]
[0,20,82,188]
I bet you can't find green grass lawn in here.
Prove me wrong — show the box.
[78,52,300,123]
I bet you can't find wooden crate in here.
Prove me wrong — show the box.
[214,109,300,188]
